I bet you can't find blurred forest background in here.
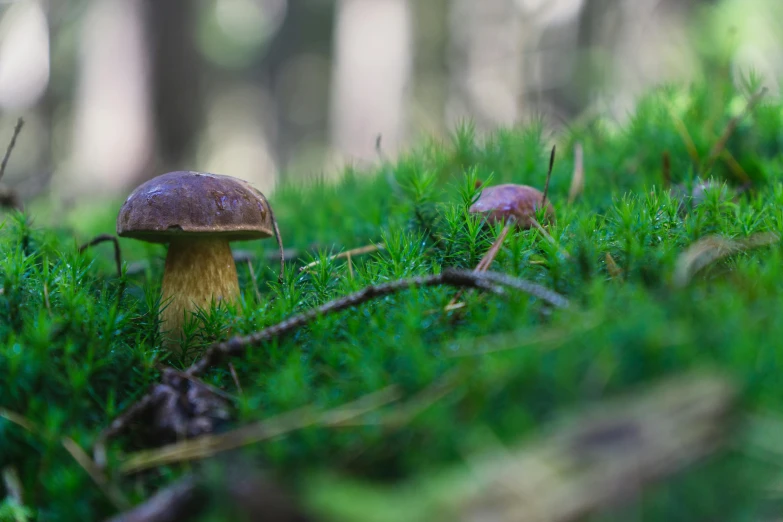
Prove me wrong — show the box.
[0,0,781,213]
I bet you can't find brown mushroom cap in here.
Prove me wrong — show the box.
[116,171,274,243]
[469,183,556,229]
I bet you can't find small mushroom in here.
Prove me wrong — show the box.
[117,171,274,350]
[469,184,556,229]
[667,177,735,217]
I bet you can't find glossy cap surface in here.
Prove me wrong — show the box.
[469,183,556,229]
[117,171,274,243]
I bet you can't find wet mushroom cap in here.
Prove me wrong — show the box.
[116,170,273,242]
[469,183,556,229]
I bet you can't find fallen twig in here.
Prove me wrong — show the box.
[335,369,462,429]
[702,87,767,178]
[568,143,584,204]
[95,269,568,457]
[0,118,23,184]
[119,386,401,474]
[444,224,512,311]
[661,150,671,188]
[79,234,124,279]
[673,231,779,287]
[254,190,285,285]
[187,269,568,377]
[299,244,385,273]
[0,407,130,511]
[0,408,36,432]
[530,217,571,259]
[63,437,131,511]
[0,118,24,211]
[605,252,623,280]
[228,362,243,396]
[1,467,23,506]
[541,145,555,207]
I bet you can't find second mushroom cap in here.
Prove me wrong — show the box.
[469,183,555,229]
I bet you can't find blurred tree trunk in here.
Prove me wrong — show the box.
[409,0,450,139]
[255,0,336,179]
[572,0,705,119]
[446,0,522,133]
[65,0,154,199]
[329,0,413,166]
[141,0,203,177]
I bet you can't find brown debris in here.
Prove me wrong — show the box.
[98,368,232,453]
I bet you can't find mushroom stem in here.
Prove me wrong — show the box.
[159,237,240,349]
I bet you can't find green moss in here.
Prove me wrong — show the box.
[3,78,783,520]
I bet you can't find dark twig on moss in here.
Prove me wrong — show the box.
[661,150,671,188]
[95,269,567,457]
[0,185,21,211]
[187,269,568,377]
[79,234,123,278]
[0,118,24,210]
[541,145,556,207]
[0,118,23,184]
[256,191,285,285]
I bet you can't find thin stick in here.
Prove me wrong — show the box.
[0,408,36,432]
[2,467,23,506]
[0,118,24,183]
[246,259,263,303]
[97,270,569,454]
[445,223,512,310]
[668,111,701,165]
[62,437,130,510]
[78,234,123,279]
[43,281,52,316]
[541,145,556,207]
[720,149,751,185]
[530,217,571,259]
[702,87,767,177]
[568,143,584,204]
[300,243,385,272]
[605,252,623,280]
[674,231,779,287]
[336,369,461,428]
[229,362,243,396]
[119,386,401,474]
[661,150,671,188]
[255,191,285,285]
[186,269,569,377]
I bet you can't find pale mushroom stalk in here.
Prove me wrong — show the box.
[159,237,240,340]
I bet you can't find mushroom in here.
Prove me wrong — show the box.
[468,183,556,230]
[443,183,557,311]
[117,171,274,350]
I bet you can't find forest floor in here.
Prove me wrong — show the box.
[3,75,783,521]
